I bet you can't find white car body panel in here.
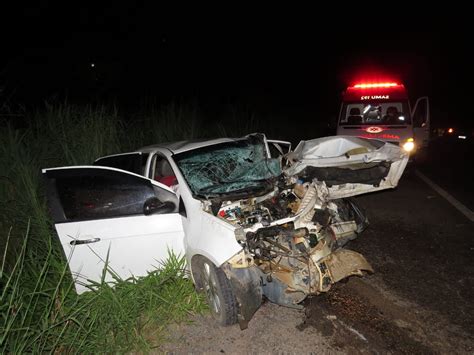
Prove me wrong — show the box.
[192,209,241,266]
[56,214,185,294]
[285,136,408,198]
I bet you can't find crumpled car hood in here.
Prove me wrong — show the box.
[284,136,408,199]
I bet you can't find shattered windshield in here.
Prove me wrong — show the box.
[174,135,281,198]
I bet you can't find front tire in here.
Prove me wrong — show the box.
[197,258,238,326]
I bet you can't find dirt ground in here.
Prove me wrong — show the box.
[159,173,474,354]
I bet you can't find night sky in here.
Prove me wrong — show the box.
[1,4,472,131]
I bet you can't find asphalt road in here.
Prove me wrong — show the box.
[160,144,474,354]
[415,137,474,210]
[304,170,474,353]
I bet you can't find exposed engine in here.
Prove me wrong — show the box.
[203,177,372,306]
[214,177,366,244]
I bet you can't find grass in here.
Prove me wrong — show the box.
[0,101,250,353]
[1,226,206,353]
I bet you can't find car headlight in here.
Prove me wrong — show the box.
[402,138,415,152]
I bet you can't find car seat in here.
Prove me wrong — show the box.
[155,160,177,187]
[347,108,362,125]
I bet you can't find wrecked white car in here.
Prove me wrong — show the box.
[42,134,408,328]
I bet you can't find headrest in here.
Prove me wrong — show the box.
[157,160,174,176]
[349,107,361,115]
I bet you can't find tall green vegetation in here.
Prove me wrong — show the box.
[0,102,241,352]
[1,228,205,353]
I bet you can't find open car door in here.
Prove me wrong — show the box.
[43,166,185,294]
[411,96,430,148]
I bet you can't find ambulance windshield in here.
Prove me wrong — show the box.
[339,101,411,125]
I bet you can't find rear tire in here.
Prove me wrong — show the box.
[196,258,238,326]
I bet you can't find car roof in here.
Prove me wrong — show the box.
[137,136,251,154]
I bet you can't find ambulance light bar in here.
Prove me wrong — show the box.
[353,82,399,89]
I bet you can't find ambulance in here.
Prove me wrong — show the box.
[336,82,430,154]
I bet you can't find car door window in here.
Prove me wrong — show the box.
[94,153,149,175]
[268,143,283,159]
[45,168,178,223]
[56,171,154,221]
[150,155,178,189]
[267,140,292,157]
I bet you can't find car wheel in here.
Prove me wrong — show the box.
[197,258,238,326]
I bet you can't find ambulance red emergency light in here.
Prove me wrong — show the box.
[336,81,430,153]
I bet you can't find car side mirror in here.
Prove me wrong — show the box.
[143,197,176,215]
